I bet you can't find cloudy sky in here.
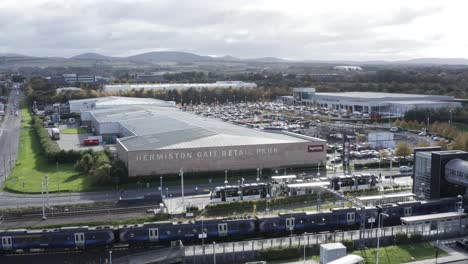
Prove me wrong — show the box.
[0,0,467,60]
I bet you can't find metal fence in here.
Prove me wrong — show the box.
[185,224,466,264]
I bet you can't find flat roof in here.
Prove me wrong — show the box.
[83,103,325,151]
[287,181,329,188]
[401,212,466,223]
[357,193,415,201]
[271,175,297,179]
[315,92,454,100]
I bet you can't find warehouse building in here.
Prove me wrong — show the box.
[78,97,326,177]
[103,81,257,92]
[69,96,175,113]
[291,88,462,116]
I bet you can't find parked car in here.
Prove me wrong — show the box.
[390,127,399,132]
[399,166,413,173]
[456,239,468,250]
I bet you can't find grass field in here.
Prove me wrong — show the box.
[61,128,87,134]
[282,242,446,264]
[3,101,93,193]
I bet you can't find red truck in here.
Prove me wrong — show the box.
[83,139,99,146]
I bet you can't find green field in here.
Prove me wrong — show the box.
[3,101,93,193]
[61,128,87,134]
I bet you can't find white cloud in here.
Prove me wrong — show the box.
[0,0,466,60]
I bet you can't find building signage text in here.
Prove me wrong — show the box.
[135,147,279,161]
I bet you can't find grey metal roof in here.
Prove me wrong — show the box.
[119,127,217,150]
[101,105,324,151]
[315,92,453,100]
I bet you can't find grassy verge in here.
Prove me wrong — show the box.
[268,242,446,264]
[3,101,93,193]
[61,128,87,134]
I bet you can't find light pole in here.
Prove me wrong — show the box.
[256,168,260,183]
[159,176,163,198]
[266,194,271,213]
[41,180,46,220]
[317,162,321,178]
[224,170,228,186]
[180,168,185,212]
[109,250,112,264]
[56,161,60,194]
[457,195,464,212]
[45,175,49,208]
[303,232,307,264]
[376,213,389,264]
[213,241,216,264]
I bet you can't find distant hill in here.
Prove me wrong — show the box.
[126,51,214,63]
[71,53,114,60]
[396,58,468,65]
[244,57,290,63]
[2,50,468,68]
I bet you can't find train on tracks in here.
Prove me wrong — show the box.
[0,196,465,253]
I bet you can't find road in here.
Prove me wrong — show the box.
[0,169,408,209]
[0,88,21,186]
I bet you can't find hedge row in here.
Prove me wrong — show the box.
[394,232,423,245]
[31,116,91,163]
[258,245,320,261]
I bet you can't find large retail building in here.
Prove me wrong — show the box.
[77,97,326,177]
[288,88,462,116]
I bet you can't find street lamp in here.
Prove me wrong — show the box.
[256,168,260,183]
[159,176,163,198]
[376,213,389,264]
[109,250,112,264]
[303,232,307,264]
[457,195,464,212]
[224,170,228,186]
[213,241,216,264]
[266,194,271,213]
[180,168,185,212]
[317,162,321,177]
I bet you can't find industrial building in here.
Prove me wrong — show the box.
[103,81,257,92]
[290,88,462,116]
[77,97,326,177]
[69,96,175,113]
[413,148,468,200]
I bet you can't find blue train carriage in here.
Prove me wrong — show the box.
[119,218,256,245]
[258,208,361,236]
[0,226,114,252]
[377,197,459,226]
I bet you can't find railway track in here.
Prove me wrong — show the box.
[0,204,159,221]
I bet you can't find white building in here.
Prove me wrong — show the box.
[292,88,462,116]
[368,132,395,149]
[69,96,175,113]
[56,87,82,93]
[103,81,257,92]
[333,65,363,71]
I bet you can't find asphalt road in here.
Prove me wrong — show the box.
[0,88,21,185]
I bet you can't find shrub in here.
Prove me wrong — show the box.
[394,232,409,245]
[342,239,355,251]
[258,247,300,261]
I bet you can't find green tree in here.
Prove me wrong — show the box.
[395,142,413,156]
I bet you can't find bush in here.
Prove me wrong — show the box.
[410,234,423,243]
[394,232,409,245]
[258,247,300,261]
[342,239,355,251]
